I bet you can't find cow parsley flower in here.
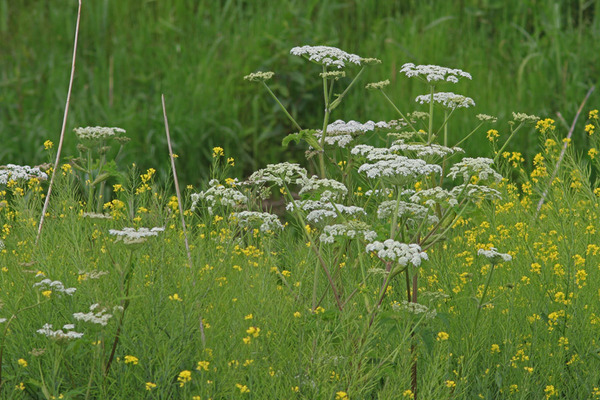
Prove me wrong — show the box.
[451,184,502,201]
[247,162,308,186]
[298,176,348,200]
[477,247,512,264]
[73,304,113,326]
[37,323,83,340]
[366,240,428,267]
[476,114,498,122]
[391,300,437,319]
[447,157,502,183]
[243,71,275,82]
[377,200,439,225]
[108,227,164,245]
[512,112,539,123]
[390,141,464,158]
[73,126,126,141]
[409,187,458,208]
[365,80,390,90]
[290,45,362,69]
[358,155,442,181]
[313,120,391,149]
[400,63,472,83]
[287,200,366,223]
[231,211,284,232]
[33,278,76,296]
[190,179,248,213]
[0,318,6,323]
[415,92,475,109]
[319,221,377,244]
[0,164,48,185]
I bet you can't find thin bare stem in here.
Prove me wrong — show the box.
[36,0,82,245]
[536,86,595,215]
[161,95,193,271]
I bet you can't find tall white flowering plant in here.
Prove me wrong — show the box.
[222,45,517,397]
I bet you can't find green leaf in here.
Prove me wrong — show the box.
[282,129,322,151]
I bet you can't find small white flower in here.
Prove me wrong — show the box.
[377,200,439,225]
[231,211,284,233]
[33,278,76,296]
[0,318,6,323]
[73,126,126,141]
[287,200,366,223]
[247,162,308,186]
[390,140,464,158]
[0,164,48,185]
[358,155,442,181]
[512,112,539,123]
[319,221,377,244]
[477,247,512,264]
[108,226,164,245]
[476,114,497,122]
[244,71,275,82]
[451,184,502,201]
[366,239,428,267]
[415,92,475,109]
[298,176,348,200]
[37,323,83,340]
[391,300,437,319]
[190,180,248,213]
[400,63,472,83]
[410,187,458,208]
[73,304,113,326]
[290,45,363,69]
[447,157,502,183]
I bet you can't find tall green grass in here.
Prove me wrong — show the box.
[1,0,599,184]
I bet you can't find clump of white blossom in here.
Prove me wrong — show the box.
[477,247,512,264]
[319,221,377,244]
[314,120,391,148]
[512,112,540,123]
[247,162,307,186]
[447,157,502,183]
[231,211,284,233]
[390,141,464,158]
[357,155,442,181]
[366,240,428,267]
[109,226,164,245]
[81,212,113,219]
[400,63,472,83]
[73,303,113,326]
[191,179,248,214]
[391,300,437,320]
[244,71,275,82]
[298,176,348,201]
[415,92,475,109]
[73,126,126,141]
[0,164,48,185]
[410,187,459,208]
[37,323,83,340]
[377,200,439,225]
[451,184,502,201]
[290,45,362,69]
[33,278,76,296]
[287,200,366,223]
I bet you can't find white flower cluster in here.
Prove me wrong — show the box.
[376,200,439,225]
[366,239,428,267]
[247,162,308,186]
[452,184,502,201]
[109,226,164,245]
[400,63,472,83]
[73,126,126,141]
[319,221,377,244]
[77,270,109,280]
[37,323,83,340]
[476,114,498,122]
[415,92,475,109]
[365,80,390,90]
[365,188,395,197]
[358,156,442,180]
[512,112,539,123]
[73,303,113,326]
[447,157,502,183]
[290,45,362,69]
[190,179,248,213]
[243,71,275,82]
[0,318,6,323]
[326,119,390,134]
[298,176,348,200]
[0,239,4,251]
[0,164,48,185]
[351,145,396,161]
[390,141,464,158]
[287,200,366,223]
[391,300,437,319]
[410,187,458,207]
[477,247,512,264]
[82,212,113,219]
[231,211,284,233]
[33,278,76,296]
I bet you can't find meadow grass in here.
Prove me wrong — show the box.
[1,1,599,184]
[2,34,600,398]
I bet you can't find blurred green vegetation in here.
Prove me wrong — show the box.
[1,0,599,185]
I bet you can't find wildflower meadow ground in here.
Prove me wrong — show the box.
[2,42,600,400]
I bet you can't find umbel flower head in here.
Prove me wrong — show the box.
[0,164,48,185]
[290,45,363,69]
[478,247,512,264]
[73,126,126,141]
[230,211,284,233]
[415,92,475,109]
[109,227,164,246]
[244,71,275,82]
[400,63,472,83]
[366,240,428,267]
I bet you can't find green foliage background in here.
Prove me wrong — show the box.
[1,0,599,184]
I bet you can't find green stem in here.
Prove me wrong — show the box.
[472,262,498,335]
[379,89,419,134]
[493,122,525,164]
[428,85,435,143]
[261,81,302,131]
[454,121,485,148]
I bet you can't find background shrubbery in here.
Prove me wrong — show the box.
[1,0,599,182]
